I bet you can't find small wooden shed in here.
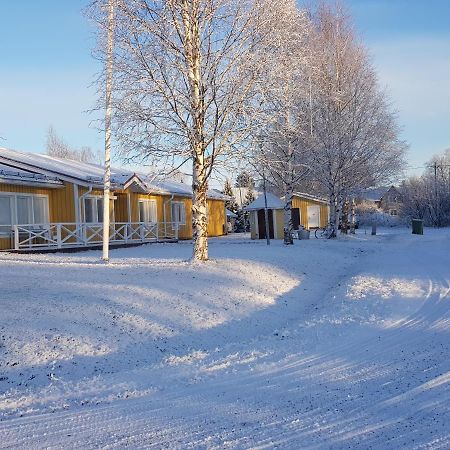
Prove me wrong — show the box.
[246,192,330,240]
[291,192,330,230]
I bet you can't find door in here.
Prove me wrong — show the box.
[291,208,301,230]
[257,209,274,239]
[307,205,320,228]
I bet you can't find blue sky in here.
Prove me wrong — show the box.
[0,1,449,176]
[345,0,450,173]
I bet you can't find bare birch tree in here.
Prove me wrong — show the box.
[250,1,311,244]
[306,4,406,236]
[89,0,279,260]
[46,126,101,163]
[401,150,450,226]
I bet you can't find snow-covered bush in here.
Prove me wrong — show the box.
[356,201,405,227]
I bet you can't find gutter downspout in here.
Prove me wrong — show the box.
[79,186,93,243]
[163,194,175,240]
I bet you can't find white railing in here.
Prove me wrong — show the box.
[12,222,179,250]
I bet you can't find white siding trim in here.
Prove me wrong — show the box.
[127,193,132,222]
[73,184,80,226]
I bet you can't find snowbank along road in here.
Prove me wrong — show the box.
[0,228,449,449]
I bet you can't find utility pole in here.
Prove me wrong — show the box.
[102,0,114,262]
[434,161,439,227]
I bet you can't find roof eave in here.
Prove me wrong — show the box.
[0,178,64,189]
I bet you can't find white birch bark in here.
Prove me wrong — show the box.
[304,4,406,235]
[250,2,311,246]
[102,0,114,262]
[350,199,356,234]
[283,184,294,244]
[89,0,284,260]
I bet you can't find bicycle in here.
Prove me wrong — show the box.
[314,223,336,239]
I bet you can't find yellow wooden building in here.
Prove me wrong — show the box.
[246,192,329,240]
[0,148,228,251]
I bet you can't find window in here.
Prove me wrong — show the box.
[33,197,48,223]
[0,193,49,234]
[139,200,157,223]
[84,197,104,223]
[17,196,33,224]
[0,196,12,234]
[171,201,186,225]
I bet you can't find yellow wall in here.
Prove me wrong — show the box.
[207,199,226,237]
[1,182,227,250]
[114,193,226,240]
[250,196,330,240]
[250,209,284,240]
[0,182,75,250]
[0,181,75,223]
[275,209,284,239]
[291,196,329,229]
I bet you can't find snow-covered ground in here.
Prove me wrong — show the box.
[0,228,449,449]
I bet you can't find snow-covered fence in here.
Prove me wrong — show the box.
[13,222,179,250]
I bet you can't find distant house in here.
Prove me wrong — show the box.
[245,192,329,240]
[355,185,402,216]
[379,186,403,216]
[355,187,387,208]
[0,148,228,251]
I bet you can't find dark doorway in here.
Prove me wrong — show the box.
[291,208,301,230]
[257,209,274,239]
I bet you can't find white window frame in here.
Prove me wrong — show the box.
[83,195,116,224]
[0,192,49,235]
[138,199,157,223]
[83,196,104,224]
[171,201,186,225]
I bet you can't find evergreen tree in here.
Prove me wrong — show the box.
[235,209,247,232]
[223,179,239,213]
[236,187,256,232]
[235,171,255,189]
[244,188,256,207]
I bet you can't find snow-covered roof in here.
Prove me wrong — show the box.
[293,192,328,205]
[355,187,389,202]
[245,193,284,210]
[226,209,238,218]
[0,148,227,200]
[0,163,63,188]
[0,147,133,188]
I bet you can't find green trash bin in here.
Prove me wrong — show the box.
[412,219,424,235]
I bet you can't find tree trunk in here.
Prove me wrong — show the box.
[283,186,294,245]
[192,156,208,261]
[102,0,114,263]
[334,203,340,239]
[181,0,208,261]
[350,199,356,234]
[329,192,338,238]
[341,200,349,234]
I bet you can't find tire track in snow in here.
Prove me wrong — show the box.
[0,231,449,449]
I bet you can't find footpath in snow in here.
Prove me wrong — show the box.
[0,228,449,449]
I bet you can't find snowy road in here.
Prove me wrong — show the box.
[0,229,449,449]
